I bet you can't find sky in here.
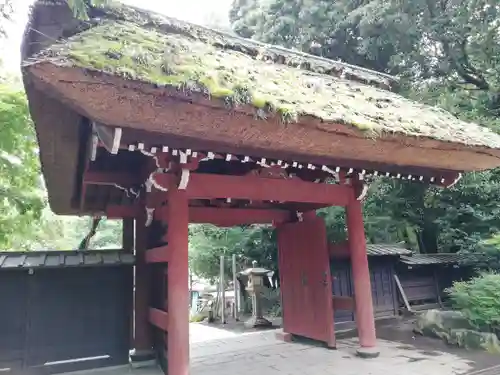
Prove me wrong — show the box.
[1,0,233,73]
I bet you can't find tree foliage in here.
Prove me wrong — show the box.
[185,0,500,281]
[189,224,277,282]
[0,81,44,249]
[0,0,112,36]
[447,272,500,330]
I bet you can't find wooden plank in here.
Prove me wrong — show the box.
[411,303,441,312]
[393,273,412,312]
[106,205,293,225]
[85,171,353,206]
[188,206,292,226]
[83,171,138,186]
[149,308,169,331]
[332,296,355,310]
[433,269,444,308]
[156,173,352,206]
[122,218,134,253]
[399,277,436,288]
[329,241,350,258]
[145,246,169,263]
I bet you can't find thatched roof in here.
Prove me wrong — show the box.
[21,1,500,214]
[26,3,500,147]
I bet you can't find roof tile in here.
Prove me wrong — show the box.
[366,244,412,257]
[0,250,135,270]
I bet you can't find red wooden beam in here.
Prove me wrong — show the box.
[329,241,350,258]
[189,206,291,226]
[155,173,352,206]
[145,245,169,263]
[106,205,293,225]
[332,296,355,310]
[149,307,169,331]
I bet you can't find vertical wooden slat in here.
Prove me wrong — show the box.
[134,214,152,352]
[122,218,134,253]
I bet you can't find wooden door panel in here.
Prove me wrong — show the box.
[277,218,335,346]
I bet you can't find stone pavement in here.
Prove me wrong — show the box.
[65,323,500,375]
[69,323,483,375]
[190,327,473,375]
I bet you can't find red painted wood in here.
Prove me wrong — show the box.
[84,169,461,191]
[332,296,355,310]
[188,206,292,226]
[346,196,377,348]
[165,187,190,375]
[149,308,169,331]
[329,241,350,258]
[277,217,335,347]
[134,215,152,352]
[106,205,292,225]
[145,246,169,263]
[155,173,352,206]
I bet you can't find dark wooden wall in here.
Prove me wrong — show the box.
[330,257,398,324]
[0,266,133,374]
[395,264,475,309]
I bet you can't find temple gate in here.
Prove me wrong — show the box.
[21,1,500,375]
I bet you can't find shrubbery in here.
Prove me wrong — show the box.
[447,273,500,331]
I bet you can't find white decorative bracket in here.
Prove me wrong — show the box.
[145,207,155,227]
[113,184,140,198]
[296,211,304,222]
[356,183,369,201]
[257,158,271,168]
[92,122,122,155]
[144,177,154,193]
[111,128,122,154]
[90,134,98,161]
[178,169,190,190]
[446,173,462,188]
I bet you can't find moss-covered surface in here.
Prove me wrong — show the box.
[30,2,500,148]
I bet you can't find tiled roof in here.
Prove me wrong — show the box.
[399,253,487,266]
[366,244,413,257]
[0,250,134,270]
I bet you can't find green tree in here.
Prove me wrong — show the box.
[228,0,500,257]
[0,0,112,36]
[0,81,44,249]
[189,224,277,281]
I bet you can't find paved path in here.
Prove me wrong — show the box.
[69,323,496,375]
[190,327,473,375]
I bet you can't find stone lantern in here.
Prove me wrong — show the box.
[239,261,273,328]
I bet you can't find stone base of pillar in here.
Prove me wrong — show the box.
[244,315,273,329]
[275,329,293,343]
[129,349,156,368]
[356,346,380,358]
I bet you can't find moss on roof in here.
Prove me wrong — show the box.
[27,2,500,149]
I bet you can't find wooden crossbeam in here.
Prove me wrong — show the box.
[149,307,169,331]
[105,205,294,226]
[155,173,352,206]
[145,245,169,263]
[83,171,352,205]
[83,171,137,186]
[329,241,350,258]
[332,296,355,310]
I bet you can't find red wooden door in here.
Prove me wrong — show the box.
[277,217,335,347]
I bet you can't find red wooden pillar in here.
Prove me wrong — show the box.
[346,195,379,358]
[133,214,154,359]
[166,187,190,375]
